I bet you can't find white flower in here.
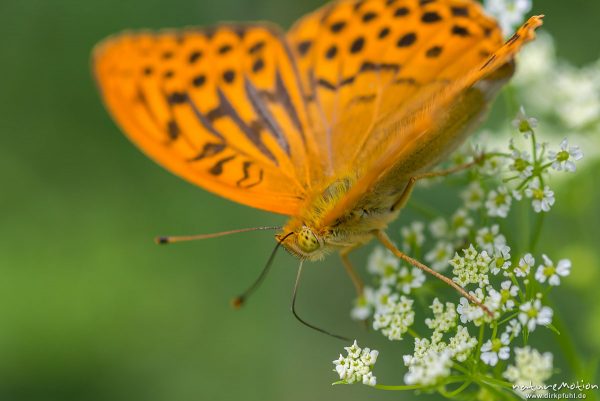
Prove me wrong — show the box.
[503,347,553,396]
[519,299,553,332]
[484,0,532,35]
[480,333,511,366]
[362,371,376,386]
[505,319,522,337]
[429,217,449,239]
[480,154,505,176]
[485,186,512,218]
[372,286,398,313]
[401,221,425,252]
[367,247,398,277]
[373,295,415,341]
[510,149,534,178]
[524,177,555,213]
[476,225,506,255]
[491,245,512,275]
[548,138,584,172]
[498,280,519,311]
[345,340,362,358]
[460,181,485,210]
[511,105,538,137]
[425,241,454,272]
[450,208,474,238]
[395,266,426,294]
[333,341,378,386]
[535,254,571,286]
[514,253,534,277]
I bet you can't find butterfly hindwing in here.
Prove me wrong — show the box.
[93,24,319,215]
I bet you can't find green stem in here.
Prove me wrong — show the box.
[445,380,473,398]
[529,212,545,253]
[373,376,468,391]
[475,373,514,389]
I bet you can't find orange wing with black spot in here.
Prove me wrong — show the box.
[287,0,507,175]
[93,25,321,215]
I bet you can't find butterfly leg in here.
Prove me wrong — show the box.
[340,245,364,298]
[391,155,484,211]
[374,230,493,318]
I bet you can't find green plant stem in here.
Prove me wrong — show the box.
[529,212,545,253]
[373,376,469,391]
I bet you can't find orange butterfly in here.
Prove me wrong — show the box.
[93,0,542,322]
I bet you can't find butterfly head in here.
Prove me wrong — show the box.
[277,225,329,260]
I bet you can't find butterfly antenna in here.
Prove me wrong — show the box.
[291,260,350,341]
[231,232,293,308]
[155,226,281,245]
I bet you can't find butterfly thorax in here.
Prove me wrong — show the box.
[278,176,403,261]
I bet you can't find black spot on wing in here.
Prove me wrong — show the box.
[425,46,442,58]
[167,120,180,140]
[297,40,312,56]
[208,155,236,176]
[317,78,337,90]
[189,50,202,64]
[421,11,442,23]
[236,161,264,188]
[451,6,469,16]
[330,21,346,33]
[167,91,188,105]
[189,142,227,161]
[394,7,410,17]
[325,45,338,59]
[350,37,365,53]
[397,33,417,47]
[378,27,390,39]
[452,25,470,37]
[249,41,265,54]
[360,61,401,72]
[362,12,377,23]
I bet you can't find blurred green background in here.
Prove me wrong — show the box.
[1,1,599,400]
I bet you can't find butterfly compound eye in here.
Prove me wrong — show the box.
[297,226,321,253]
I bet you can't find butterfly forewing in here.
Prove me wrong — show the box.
[93,25,318,215]
[287,0,505,174]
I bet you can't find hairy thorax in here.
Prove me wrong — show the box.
[277,176,405,261]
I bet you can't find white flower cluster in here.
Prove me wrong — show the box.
[403,301,478,386]
[373,295,415,341]
[447,108,585,224]
[449,245,491,288]
[335,50,584,394]
[504,346,554,395]
[403,341,452,386]
[332,341,378,386]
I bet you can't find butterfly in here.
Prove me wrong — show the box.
[93,0,542,322]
